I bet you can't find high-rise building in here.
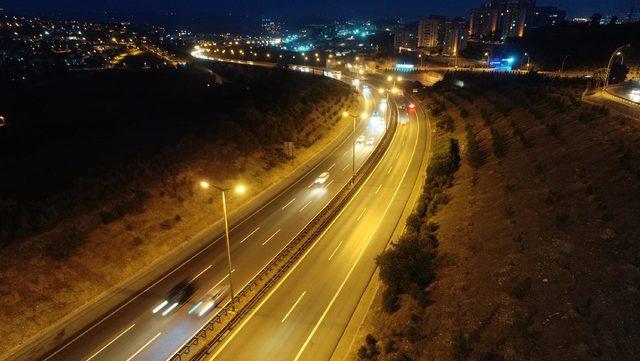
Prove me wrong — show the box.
[417,16,445,49]
[393,28,417,52]
[529,7,566,28]
[469,0,537,40]
[443,18,469,56]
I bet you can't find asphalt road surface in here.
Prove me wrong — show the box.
[205,90,430,361]
[44,78,392,361]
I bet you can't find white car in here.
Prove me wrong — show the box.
[356,135,365,144]
[366,137,375,146]
[315,172,330,185]
[380,98,387,105]
[372,111,379,117]
[188,286,228,317]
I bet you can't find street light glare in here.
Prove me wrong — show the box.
[342,111,349,117]
[360,112,368,120]
[235,185,246,194]
[199,180,210,189]
[386,75,393,82]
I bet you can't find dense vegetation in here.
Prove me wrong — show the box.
[0,65,353,248]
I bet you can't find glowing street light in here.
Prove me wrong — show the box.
[199,180,247,301]
[604,44,631,90]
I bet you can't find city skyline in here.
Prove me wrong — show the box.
[1,0,636,22]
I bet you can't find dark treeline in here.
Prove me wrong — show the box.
[509,22,640,70]
[0,64,353,246]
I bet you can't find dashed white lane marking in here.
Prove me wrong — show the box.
[125,332,161,361]
[328,241,343,261]
[239,227,260,244]
[85,324,136,361]
[281,291,307,323]
[261,229,281,246]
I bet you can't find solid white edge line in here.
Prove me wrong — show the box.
[327,241,344,261]
[298,200,313,213]
[190,265,212,283]
[85,324,135,361]
[239,227,260,244]
[281,292,307,323]
[281,198,297,210]
[261,229,281,246]
[356,208,367,222]
[125,332,161,361]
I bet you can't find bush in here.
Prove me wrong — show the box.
[405,213,422,234]
[44,226,88,260]
[465,128,485,169]
[377,232,437,296]
[428,138,461,177]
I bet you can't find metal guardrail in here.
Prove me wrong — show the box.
[169,96,399,361]
[604,87,640,106]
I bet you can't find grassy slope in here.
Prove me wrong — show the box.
[0,67,358,353]
[352,73,640,360]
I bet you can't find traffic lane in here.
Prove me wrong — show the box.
[45,102,384,360]
[209,104,421,361]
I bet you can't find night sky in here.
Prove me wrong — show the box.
[1,0,635,20]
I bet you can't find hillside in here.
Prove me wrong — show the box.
[352,72,640,360]
[0,65,359,354]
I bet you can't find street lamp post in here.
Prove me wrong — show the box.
[604,44,630,90]
[524,52,530,70]
[342,112,367,184]
[199,181,246,302]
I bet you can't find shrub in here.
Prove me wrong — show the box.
[465,128,485,169]
[405,213,422,234]
[384,339,397,354]
[377,233,437,296]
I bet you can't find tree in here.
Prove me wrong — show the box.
[609,63,629,85]
[376,233,437,295]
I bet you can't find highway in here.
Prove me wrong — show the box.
[205,87,429,360]
[43,76,392,361]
